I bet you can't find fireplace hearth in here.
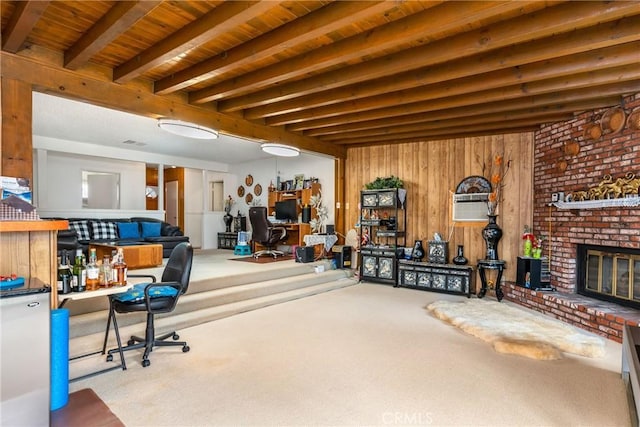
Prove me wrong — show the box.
[577,244,640,310]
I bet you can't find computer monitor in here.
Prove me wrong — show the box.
[275,199,298,222]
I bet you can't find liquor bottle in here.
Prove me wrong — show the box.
[72,249,86,292]
[99,254,112,288]
[57,252,72,294]
[86,248,100,290]
[113,248,127,286]
[110,250,119,284]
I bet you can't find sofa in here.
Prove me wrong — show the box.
[54,217,189,258]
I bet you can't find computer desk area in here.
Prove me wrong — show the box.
[253,222,311,252]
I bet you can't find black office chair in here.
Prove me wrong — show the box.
[249,206,287,258]
[106,242,193,367]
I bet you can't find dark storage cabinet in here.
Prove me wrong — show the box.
[398,260,474,297]
[516,256,550,289]
[359,189,407,285]
[218,232,237,250]
[361,247,399,285]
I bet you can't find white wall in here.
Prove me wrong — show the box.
[36,149,146,210]
[184,168,203,248]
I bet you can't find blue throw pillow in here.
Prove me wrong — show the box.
[141,222,161,238]
[113,283,179,303]
[117,222,140,239]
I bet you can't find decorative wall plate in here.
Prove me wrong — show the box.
[237,186,245,197]
[455,176,491,194]
[245,174,253,186]
[254,183,262,196]
[245,193,253,204]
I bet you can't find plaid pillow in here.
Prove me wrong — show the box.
[91,221,118,240]
[69,220,91,241]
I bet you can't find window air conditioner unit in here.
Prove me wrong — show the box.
[452,193,490,222]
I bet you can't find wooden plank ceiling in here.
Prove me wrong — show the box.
[2,1,639,157]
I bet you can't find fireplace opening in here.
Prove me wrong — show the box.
[577,244,640,309]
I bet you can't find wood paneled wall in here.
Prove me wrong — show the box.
[344,133,534,282]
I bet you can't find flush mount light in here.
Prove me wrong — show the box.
[157,119,218,140]
[260,143,300,157]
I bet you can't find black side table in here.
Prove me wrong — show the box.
[477,259,506,301]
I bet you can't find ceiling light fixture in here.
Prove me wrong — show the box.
[260,143,300,157]
[157,119,218,140]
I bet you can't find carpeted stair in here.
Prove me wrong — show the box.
[68,261,357,341]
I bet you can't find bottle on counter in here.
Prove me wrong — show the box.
[86,248,100,291]
[113,248,127,286]
[57,253,72,295]
[72,249,86,292]
[99,254,112,288]
[110,250,118,284]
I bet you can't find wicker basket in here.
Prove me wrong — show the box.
[627,107,640,131]
[600,106,626,135]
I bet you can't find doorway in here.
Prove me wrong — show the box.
[166,180,179,227]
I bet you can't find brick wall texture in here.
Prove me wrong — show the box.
[503,92,640,341]
[532,92,640,293]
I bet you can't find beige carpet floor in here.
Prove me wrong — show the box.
[70,283,630,426]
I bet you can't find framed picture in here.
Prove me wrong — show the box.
[294,174,304,190]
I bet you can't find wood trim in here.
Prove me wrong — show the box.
[1,77,33,182]
[0,51,346,159]
[0,220,68,233]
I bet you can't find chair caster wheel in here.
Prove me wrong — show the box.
[128,339,135,346]
[106,354,113,362]
[142,359,150,367]
[172,333,179,340]
[182,345,190,353]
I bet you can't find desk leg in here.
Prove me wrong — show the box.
[69,299,127,383]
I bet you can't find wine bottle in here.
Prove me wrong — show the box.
[72,249,86,292]
[86,248,100,290]
[57,251,72,294]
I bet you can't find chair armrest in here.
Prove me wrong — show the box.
[143,281,182,313]
[271,226,287,240]
[127,274,157,282]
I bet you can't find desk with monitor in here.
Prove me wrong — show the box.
[253,222,311,252]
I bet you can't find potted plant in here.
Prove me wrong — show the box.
[364,175,404,190]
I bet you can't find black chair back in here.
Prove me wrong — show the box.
[161,242,193,295]
[249,207,270,242]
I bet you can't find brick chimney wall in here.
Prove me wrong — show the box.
[501,93,640,342]
[531,92,640,294]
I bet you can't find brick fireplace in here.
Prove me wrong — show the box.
[503,92,640,342]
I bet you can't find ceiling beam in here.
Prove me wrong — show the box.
[154,0,394,95]
[1,52,345,159]
[264,25,640,126]
[187,0,536,103]
[254,16,640,122]
[113,1,276,83]
[218,1,640,112]
[336,99,621,146]
[64,1,160,70]
[301,65,640,137]
[318,89,637,142]
[1,1,50,53]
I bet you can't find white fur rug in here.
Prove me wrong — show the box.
[427,299,606,360]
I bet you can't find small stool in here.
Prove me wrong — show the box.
[234,245,251,256]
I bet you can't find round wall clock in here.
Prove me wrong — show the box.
[254,183,262,196]
[245,175,253,186]
[245,193,253,204]
[237,186,245,197]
